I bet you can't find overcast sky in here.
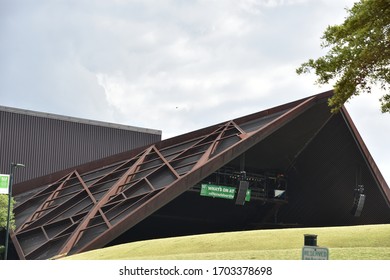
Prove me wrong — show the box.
[1,0,389,184]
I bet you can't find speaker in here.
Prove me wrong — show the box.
[351,193,365,217]
[235,181,249,205]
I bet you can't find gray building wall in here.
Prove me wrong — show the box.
[0,106,161,184]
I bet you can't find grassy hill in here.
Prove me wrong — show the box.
[63,224,390,260]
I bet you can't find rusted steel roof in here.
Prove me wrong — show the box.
[11,90,390,260]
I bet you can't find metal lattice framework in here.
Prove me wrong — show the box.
[12,118,255,259]
[11,91,390,260]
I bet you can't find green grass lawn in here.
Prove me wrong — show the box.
[63,224,390,260]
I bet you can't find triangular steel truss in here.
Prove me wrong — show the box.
[13,117,254,258]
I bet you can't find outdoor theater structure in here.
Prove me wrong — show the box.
[9,90,390,260]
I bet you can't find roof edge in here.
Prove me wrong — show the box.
[160,90,334,147]
[233,89,333,125]
[341,106,390,206]
[0,105,162,135]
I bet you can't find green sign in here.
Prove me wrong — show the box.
[200,184,251,201]
[0,174,10,194]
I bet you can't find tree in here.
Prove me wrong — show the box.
[297,0,390,113]
[0,194,15,257]
[0,194,15,230]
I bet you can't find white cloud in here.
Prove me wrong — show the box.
[240,0,307,9]
[1,0,389,183]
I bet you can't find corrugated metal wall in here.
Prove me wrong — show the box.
[0,107,161,184]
